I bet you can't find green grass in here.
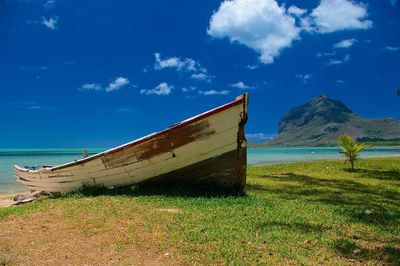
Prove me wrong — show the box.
[1,157,400,265]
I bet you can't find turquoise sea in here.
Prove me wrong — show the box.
[1,147,400,194]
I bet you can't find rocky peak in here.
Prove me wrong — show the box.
[279,94,353,133]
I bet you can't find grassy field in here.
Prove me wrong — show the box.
[1,157,399,265]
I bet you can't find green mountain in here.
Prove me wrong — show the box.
[264,94,400,146]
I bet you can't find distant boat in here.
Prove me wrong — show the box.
[14,94,249,193]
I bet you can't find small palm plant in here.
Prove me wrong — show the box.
[338,134,371,171]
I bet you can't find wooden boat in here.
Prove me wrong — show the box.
[14,93,248,193]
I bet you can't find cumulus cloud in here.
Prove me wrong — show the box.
[288,5,307,17]
[207,0,372,65]
[326,54,350,65]
[190,73,212,82]
[44,0,56,9]
[310,0,372,33]
[384,46,400,52]
[230,81,252,89]
[333,38,357,48]
[154,53,211,81]
[299,16,314,32]
[79,83,103,91]
[198,89,230,96]
[208,0,300,64]
[79,77,133,92]
[106,77,130,92]
[41,16,58,30]
[154,53,206,73]
[140,82,173,96]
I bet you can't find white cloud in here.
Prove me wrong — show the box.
[44,0,56,9]
[333,38,357,49]
[198,89,230,96]
[208,0,300,64]
[41,16,58,30]
[106,77,130,92]
[310,0,372,33]
[230,81,252,89]
[296,74,312,83]
[384,46,400,52]
[80,83,102,91]
[182,86,197,93]
[190,73,212,82]
[246,64,259,70]
[288,5,307,17]
[300,16,314,32]
[326,54,350,65]
[140,82,173,96]
[207,0,373,65]
[154,53,206,73]
[336,79,346,84]
[316,51,336,57]
[153,53,211,81]
[79,77,134,92]
[246,133,276,141]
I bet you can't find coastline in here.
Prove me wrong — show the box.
[249,154,400,166]
[0,194,16,200]
[2,155,399,198]
[0,189,29,199]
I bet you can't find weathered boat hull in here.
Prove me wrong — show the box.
[14,94,248,193]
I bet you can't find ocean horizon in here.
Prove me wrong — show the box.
[1,146,400,194]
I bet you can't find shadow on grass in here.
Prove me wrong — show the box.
[333,238,400,266]
[348,168,400,181]
[247,172,400,226]
[250,172,400,201]
[53,183,247,199]
[249,171,400,264]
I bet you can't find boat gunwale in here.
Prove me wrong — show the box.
[14,95,245,172]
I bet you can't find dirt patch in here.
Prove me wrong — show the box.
[0,208,184,265]
[0,199,13,208]
[156,208,183,214]
[270,171,290,175]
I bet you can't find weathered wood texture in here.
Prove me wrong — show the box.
[14,94,249,192]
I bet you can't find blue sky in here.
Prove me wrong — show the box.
[0,0,399,148]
